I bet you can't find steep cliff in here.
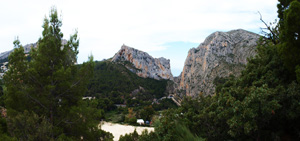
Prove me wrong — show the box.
[177,29,260,97]
[111,45,173,80]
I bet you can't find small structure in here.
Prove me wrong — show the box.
[82,97,95,100]
[137,119,144,125]
[145,121,150,125]
[114,104,126,108]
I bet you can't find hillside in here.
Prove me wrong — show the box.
[84,60,176,110]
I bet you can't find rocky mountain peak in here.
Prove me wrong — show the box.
[175,29,260,97]
[111,45,173,80]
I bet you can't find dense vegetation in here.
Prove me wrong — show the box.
[83,60,177,123]
[0,8,177,139]
[86,60,168,104]
[0,0,299,140]
[120,0,300,140]
[0,8,113,140]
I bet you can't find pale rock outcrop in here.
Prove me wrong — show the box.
[112,45,173,80]
[176,29,260,97]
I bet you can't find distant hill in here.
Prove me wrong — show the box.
[85,60,171,107]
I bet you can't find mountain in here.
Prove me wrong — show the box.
[0,51,10,62]
[174,29,260,97]
[112,45,173,80]
[85,60,177,112]
[1,30,260,99]
[0,43,37,62]
[0,40,67,64]
[86,60,169,99]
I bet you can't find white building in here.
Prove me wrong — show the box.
[137,119,145,125]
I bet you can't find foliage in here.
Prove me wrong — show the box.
[0,80,5,107]
[173,124,205,141]
[278,0,300,75]
[152,109,184,141]
[86,61,168,106]
[138,105,155,121]
[104,109,125,123]
[173,38,300,140]
[119,110,205,141]
[125,108,137,125]
[145,1,300,140]
[8,110,53,140]
[84,60,174,124]
[152,98,178,111]
[119,129,139,141]
[0,115,15,140]
[3,7,112,140]
[137,130,157,141]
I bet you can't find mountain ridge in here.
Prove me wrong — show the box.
[111,45,173,80]
[1,29,260,99]
[174,29,260,97]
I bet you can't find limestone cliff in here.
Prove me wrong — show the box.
[111,45,173,80]
[177,29,260,97]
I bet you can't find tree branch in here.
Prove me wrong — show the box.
[26,91,48,110]
[258,11,279,45]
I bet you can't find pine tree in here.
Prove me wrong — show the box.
[4,7,112,140]
[277,0,300,77]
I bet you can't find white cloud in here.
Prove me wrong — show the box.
[0,0,278,74]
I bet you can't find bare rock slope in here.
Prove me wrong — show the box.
[177,29,260,97]
[112,45,173,80]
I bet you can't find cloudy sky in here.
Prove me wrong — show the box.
[0,0,278,76]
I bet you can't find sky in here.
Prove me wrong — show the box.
[0,0,278,76]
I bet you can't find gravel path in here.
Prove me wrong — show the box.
[100,122,154,141]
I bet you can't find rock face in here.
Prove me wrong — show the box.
[0,51,11,61]
[112,45,173,80]
[177,29,260,97]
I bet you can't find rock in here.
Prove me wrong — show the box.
[111,45,173,80]
[0,50,11,61]
[176,29,260,97]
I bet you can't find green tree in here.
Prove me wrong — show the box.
[4,7,111,140]
[8,110,53,141]
[125,108,137,124]
[139,105,155,121]
[123,1,300,140]
[278,0,300,76]
[0,80,5,107]
[119,129,139,141]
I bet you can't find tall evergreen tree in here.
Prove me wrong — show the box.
[277,0,300,78]
[4,7,112,140]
